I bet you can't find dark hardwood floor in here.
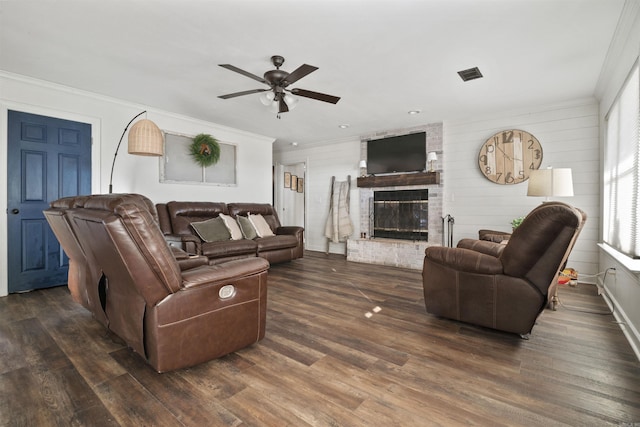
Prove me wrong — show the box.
[1,251,639,426]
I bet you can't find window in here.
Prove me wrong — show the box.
[604,61,640,258]
[160,132,236,185]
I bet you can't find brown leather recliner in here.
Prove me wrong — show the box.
[51,194,269,372]
[422,202,584,336]
[45,194,206,327]
[457,202,587,311]
[44,195,109,326]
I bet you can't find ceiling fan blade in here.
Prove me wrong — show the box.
[279,96,289,113]
[218,88,269,99]
[219,64,268,84]
[291,88,340,104]
[282,64,318,86]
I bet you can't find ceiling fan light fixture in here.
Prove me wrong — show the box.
[268,100,280,113]
[284,93,298,110]
[260,91,275,106]
[219,55,340,118]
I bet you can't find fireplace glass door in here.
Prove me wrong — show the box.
[373,189,428,241]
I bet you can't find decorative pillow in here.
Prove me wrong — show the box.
[190,217,230,242]
[219,213,244,240]
[237,215,258,240]
[248,214,275,238]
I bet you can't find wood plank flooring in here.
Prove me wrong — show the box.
[1,251,639,426]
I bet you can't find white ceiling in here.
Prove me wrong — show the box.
[0,0,624,150]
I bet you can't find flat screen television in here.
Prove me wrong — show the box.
[367,132,426,175]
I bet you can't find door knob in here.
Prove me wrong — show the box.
[11,209,19,214]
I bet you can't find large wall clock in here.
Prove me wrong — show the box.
[478,129,543,184]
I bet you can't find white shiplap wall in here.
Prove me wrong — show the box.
[443,98,600,280]
[274,138,361,254]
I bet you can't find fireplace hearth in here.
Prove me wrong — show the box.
[373,189,429,241]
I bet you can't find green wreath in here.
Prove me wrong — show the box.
[190,133,221,167]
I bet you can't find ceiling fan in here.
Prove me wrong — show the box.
[218,55,341,114]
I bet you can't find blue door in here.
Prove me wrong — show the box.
[7,110,91,293]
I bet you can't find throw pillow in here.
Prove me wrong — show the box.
[237,215,258,240]
[219,213,244,240]
[190,217,231,242]
[249,214,275,238]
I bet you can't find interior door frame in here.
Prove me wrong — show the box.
[0,102,101,297]
[274,159,308,238]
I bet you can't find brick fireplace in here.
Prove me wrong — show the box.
[346,123,443,270]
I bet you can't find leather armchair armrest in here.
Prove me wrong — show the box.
[170,246,209,270]
[276,226,304,236]
[277,225,304,243]
[163,233,201,255]
[457,238,506,258]
[170,245,190,260]
[181,258,270,289]
[275,226,304,259]
[177,255,209,271]
[478,229,511,243]
[425,246,503,275]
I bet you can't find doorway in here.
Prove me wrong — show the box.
[275,162,306,231]
[7,110,92,293]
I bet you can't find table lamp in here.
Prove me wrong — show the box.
[527,167,574,202]
[427,152,438,172]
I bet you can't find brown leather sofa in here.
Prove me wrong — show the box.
[46,193,270,372]
[423,202,584,337]
[157,201,304,265]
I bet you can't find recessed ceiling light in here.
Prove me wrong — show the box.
[290,142,298,146]
[408,110,421,115]
[338,124,350,129]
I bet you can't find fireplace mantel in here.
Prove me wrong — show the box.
[356,172,440,188]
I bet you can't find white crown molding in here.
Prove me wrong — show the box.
[0,70,275,145]
[594,0,640,100]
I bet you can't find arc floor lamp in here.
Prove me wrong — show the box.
[108,111,164,193]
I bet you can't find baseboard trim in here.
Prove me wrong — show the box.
[601,280,640,362]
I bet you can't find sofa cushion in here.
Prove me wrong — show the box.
[237,215,257,240]
[227,203,281,231]
[202,239,258,258]
[190,217,231,242]
[255,235,298,252]
[249,214,275,237]
[219,213,244,240]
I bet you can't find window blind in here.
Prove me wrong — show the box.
[604,62,640,258]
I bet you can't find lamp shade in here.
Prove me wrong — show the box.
[128,119,164,156]
[427,151,438,162]
[527,168,574,197]
[359,160,367,168]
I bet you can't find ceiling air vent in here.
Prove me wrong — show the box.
[457,67,483,82]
